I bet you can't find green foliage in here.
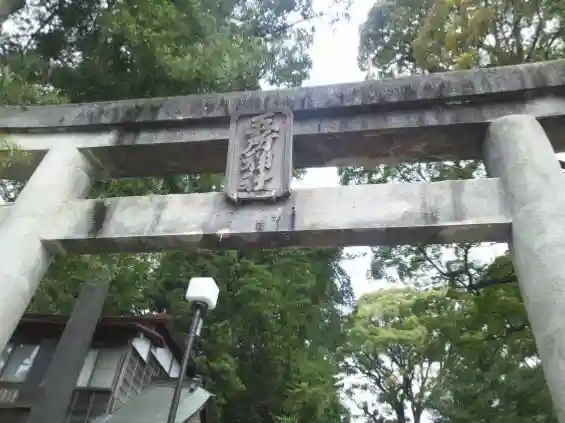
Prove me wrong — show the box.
[0,62,67,106]
[30,253,155,315]
[342,266,556,423]
[0,137,28,172]
[3,0,331,100]
[430,255,555,423]
[0,64,64,185]
[0,59,67,200]
[358,0,565,77]
[340,287,458,423]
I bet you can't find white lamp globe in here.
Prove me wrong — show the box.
[185,277,219,310]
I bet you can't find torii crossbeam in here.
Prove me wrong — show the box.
[2,60,565,421]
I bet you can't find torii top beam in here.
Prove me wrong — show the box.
[1,60,565,178]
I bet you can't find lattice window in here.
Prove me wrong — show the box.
[149,353,166,379]
[65,390,112,423]
[111,348,165,411]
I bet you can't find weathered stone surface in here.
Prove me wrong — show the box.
[39,178,511,254]
[0,145,97,354]
[225,110,293,203]
[485,115,565,423]
[4,96,565,179]
[0,204,11,225]
[1,60,565,129]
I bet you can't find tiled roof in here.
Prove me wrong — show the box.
[92,385,212,423]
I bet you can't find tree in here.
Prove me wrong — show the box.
[341,258,557,423]
[429,254,556,423]
[2,0,342,100]
[0,2,353,423]
[340,287,458,423]
[357,0,565,78]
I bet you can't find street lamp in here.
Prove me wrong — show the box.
[166,277,219,423]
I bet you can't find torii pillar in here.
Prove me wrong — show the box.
[485,115,565,421]
[0,144,97,352]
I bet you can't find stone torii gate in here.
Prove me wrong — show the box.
[1,60,565,420]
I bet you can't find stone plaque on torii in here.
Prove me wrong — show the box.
[224,109,294,204]
[2,61,565,421]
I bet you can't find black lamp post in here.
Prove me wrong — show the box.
[166,278,219,423]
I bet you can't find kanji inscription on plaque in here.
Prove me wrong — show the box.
[225,109,293,203]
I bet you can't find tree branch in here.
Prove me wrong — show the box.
[462,244,475,289]
[543,27,565,59]
[467,276,515,291]
[415,245,449,279]
[511,8,523,62]
[525,13,544,61]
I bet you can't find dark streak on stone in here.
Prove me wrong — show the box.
[73,99,165,128]
[271,215,281,230]
[89,200,108,237]
[290,205,296,231]
[114,129,139,146]
[148,197,167,234]
[422,184,439,225]
[450,178,466,225]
